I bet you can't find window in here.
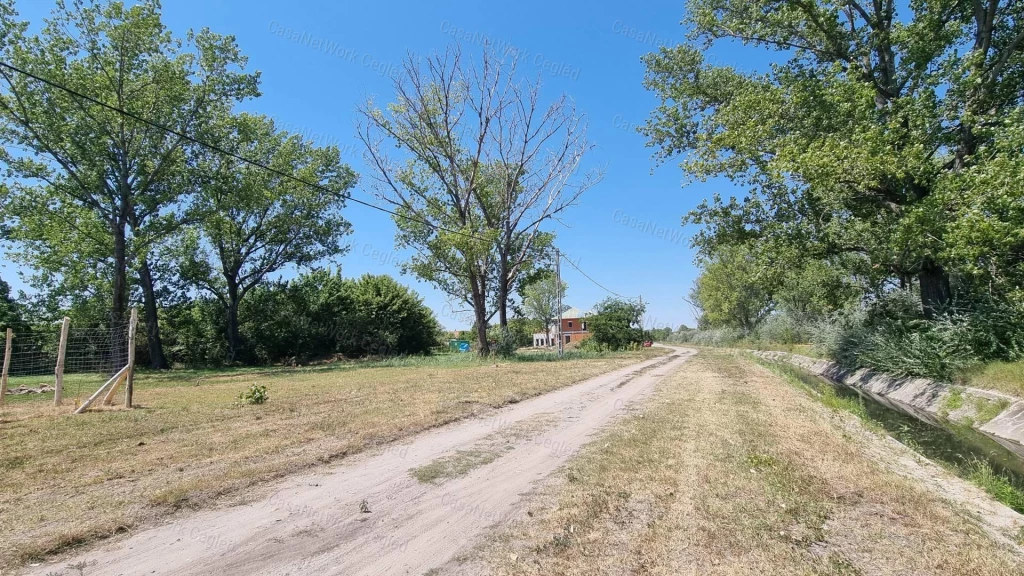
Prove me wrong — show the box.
[582,321,587,331]
[568,320,573,328]
[565,334,571,343]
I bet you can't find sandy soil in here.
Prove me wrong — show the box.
[25,347,696,576]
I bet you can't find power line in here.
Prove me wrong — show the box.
[0,62,642,304]
[0,60,488,243]
[558,251,639,301]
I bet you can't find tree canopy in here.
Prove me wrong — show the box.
[644,0,1024,317]
[177,112,356,361]
[0,0,260,366]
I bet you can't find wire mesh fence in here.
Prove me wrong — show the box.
[1,321,131,404]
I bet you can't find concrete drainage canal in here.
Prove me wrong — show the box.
[760,357,1024,514]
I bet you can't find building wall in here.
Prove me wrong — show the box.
[560,317,588,333]
[533,316,591,347]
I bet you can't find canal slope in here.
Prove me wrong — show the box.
[755,351,1024,459]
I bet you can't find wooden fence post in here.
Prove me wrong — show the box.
[54,317,71,406]
[74,365,129,414]
[0,328,11,407]
[124,308,138,408]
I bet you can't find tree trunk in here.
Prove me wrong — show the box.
[919,259,951,319]
[137,258,168,369]
[111,220,129,369]
[226,281,242,363]
[498,250,510,330]
[497,279,509,330]
[471,286,490,356]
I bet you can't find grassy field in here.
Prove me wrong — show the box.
[0,348,665,573]
[463,349,1022,576]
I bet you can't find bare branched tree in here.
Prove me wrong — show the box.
[357,45,601,354]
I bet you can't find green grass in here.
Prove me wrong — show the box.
[963,361,1024,398]
[942,387,965,412]
[966,460,1024,512]
[972,397,1011,425]
[760,360,877,428]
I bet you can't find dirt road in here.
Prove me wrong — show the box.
[28,347,696,576]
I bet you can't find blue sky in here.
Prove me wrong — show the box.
[3,0,769,331]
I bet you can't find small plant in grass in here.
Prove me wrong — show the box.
[238,383,269,405]
[972,397,1010,425]
[942,388,965,412]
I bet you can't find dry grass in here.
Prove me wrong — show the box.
[0,349,664,573]
[462,349,1022,576]
[965,361,1024,398]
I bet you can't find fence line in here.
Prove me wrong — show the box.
[1,311,137,410]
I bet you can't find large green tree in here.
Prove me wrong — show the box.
[358,46,599,354]
[177,113,356,362]
[0,0,259,367]
[643,0,1024,316]
[691,245,775,331]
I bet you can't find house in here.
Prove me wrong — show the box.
[532,307,593,348]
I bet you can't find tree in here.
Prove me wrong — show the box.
[691,245,775,332]
[643,0,1024,317]
[344,274,440,357]
[0,275,25,332]
[0,0,260,367]
[178,113,356,362]
[588,297,646,350]
[358,45,599,354]
[522,274,566,344]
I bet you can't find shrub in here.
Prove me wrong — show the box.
[753,312,811,345]
[576,337,607,352]
[344,274,440,357]
[666,327,745,346]
[811,291,989,382]
[491,328,519,359]
[239,383,269,405]
[588,298,645,350]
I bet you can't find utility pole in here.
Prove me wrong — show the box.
[639,295,644,341]
[555,248,564,356]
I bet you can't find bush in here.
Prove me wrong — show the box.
[344,274,440,357]
[161,270,440,367]
[752,312,811,345]
[576,337,608,352]
[160,299,230,367]
[239,383,269,405]
[670,327,746,347]
[588,298,645,350]
[809,290,1007,382]
[491,328,519,359]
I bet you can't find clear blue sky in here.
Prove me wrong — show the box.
[3,0,770,331]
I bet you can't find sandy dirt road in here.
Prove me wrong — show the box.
[27,347,696,576]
